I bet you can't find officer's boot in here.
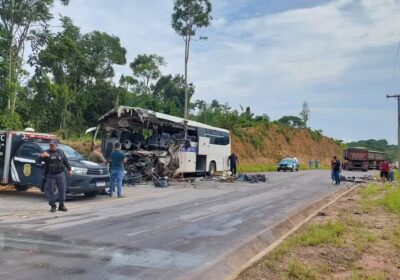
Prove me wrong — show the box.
[58,203,68,212]
[50,204,57,213]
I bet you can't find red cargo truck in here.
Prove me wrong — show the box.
[367,150,385,170]
[344,148,385,171]
[343,147,369,171]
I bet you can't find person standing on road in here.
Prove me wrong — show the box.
[39,141,72,212]
[380,160,390,183]
[315,159,319,169]
[330,159,335,182]
[228,153,239,177]
[332,156,341,185]
[89,145,108,195]
[388,162,395,182]
[109,143,127,197]
[308,159,313,169]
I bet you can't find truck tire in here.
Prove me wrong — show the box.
[14,185,29,192]
[208,161,216,176]
[84,191,97,197]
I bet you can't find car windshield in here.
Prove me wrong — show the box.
[37,143,82,160]
[280,158,293,164]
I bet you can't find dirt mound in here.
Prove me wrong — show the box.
[62,139,94,157]
[231,124,343,166]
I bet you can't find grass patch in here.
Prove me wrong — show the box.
[358,184,385,213]
[379,187,400,214]
[265,220,345,266]
[359,184,379,198]
[391,226,400,250]
[292,220,345,247]
[351,270,386,280]
[238,164,277,173]
[353,228,378,252]
[281,258,318,280]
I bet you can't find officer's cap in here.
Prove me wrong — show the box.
[49,140,58,145]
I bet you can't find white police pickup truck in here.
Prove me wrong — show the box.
[0,130,109,197]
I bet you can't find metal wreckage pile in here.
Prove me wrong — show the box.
[97,107,186,187]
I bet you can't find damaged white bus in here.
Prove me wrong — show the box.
[91,106,231,181]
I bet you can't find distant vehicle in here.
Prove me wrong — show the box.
[0,130,109,196]
[343,147,385,171]
[277,157,299,172]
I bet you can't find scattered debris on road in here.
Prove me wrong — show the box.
[339,174,376,183]
[236,174,268,183]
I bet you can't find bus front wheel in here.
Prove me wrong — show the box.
[208,161,216,176]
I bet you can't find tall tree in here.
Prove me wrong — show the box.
[300,101,310,127]
[171,0,212,119]
[129,54,166,94]
[153,74,194,117]
[277,116,305,128]
[29,17,126,136]
[0,0,69,115]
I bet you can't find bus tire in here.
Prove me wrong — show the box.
[14,184,29,192]
[208,161,216,176]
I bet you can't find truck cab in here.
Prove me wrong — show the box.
[0,131,109,196]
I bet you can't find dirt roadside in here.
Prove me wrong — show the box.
[236,181,400,280]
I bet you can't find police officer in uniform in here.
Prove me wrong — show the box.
[39,141,72,212]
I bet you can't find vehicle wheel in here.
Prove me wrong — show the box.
[14,185,29,192]
[84,191,97,197]
[208,161,216,176]
[277,168,280,172]
[296,168,299,172]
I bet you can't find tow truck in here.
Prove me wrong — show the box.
[0,130,109,196]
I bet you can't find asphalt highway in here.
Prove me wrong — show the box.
[0,170,372,280]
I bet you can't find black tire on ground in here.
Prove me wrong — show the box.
[14,185,29,192]
[277,168,280,172]
[208,161,216,176]
[84,191,97,197]
[296,168,299,172]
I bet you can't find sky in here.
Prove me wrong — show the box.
[50,0,400,144]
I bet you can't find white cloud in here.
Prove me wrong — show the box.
[49,0,400,143]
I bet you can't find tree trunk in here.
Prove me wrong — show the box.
[184,34,190,119]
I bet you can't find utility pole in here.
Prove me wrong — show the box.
[387,94,400,167]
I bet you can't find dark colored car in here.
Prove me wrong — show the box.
[14,142,110,196]
[277,158,299,172]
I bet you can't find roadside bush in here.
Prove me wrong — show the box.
[310,129,323,142]
[285,258,317,280]
[380,187,400,214]
[0,111,22,130]
[292,220,345,246]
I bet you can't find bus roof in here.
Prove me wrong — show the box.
[98,106,230,133]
